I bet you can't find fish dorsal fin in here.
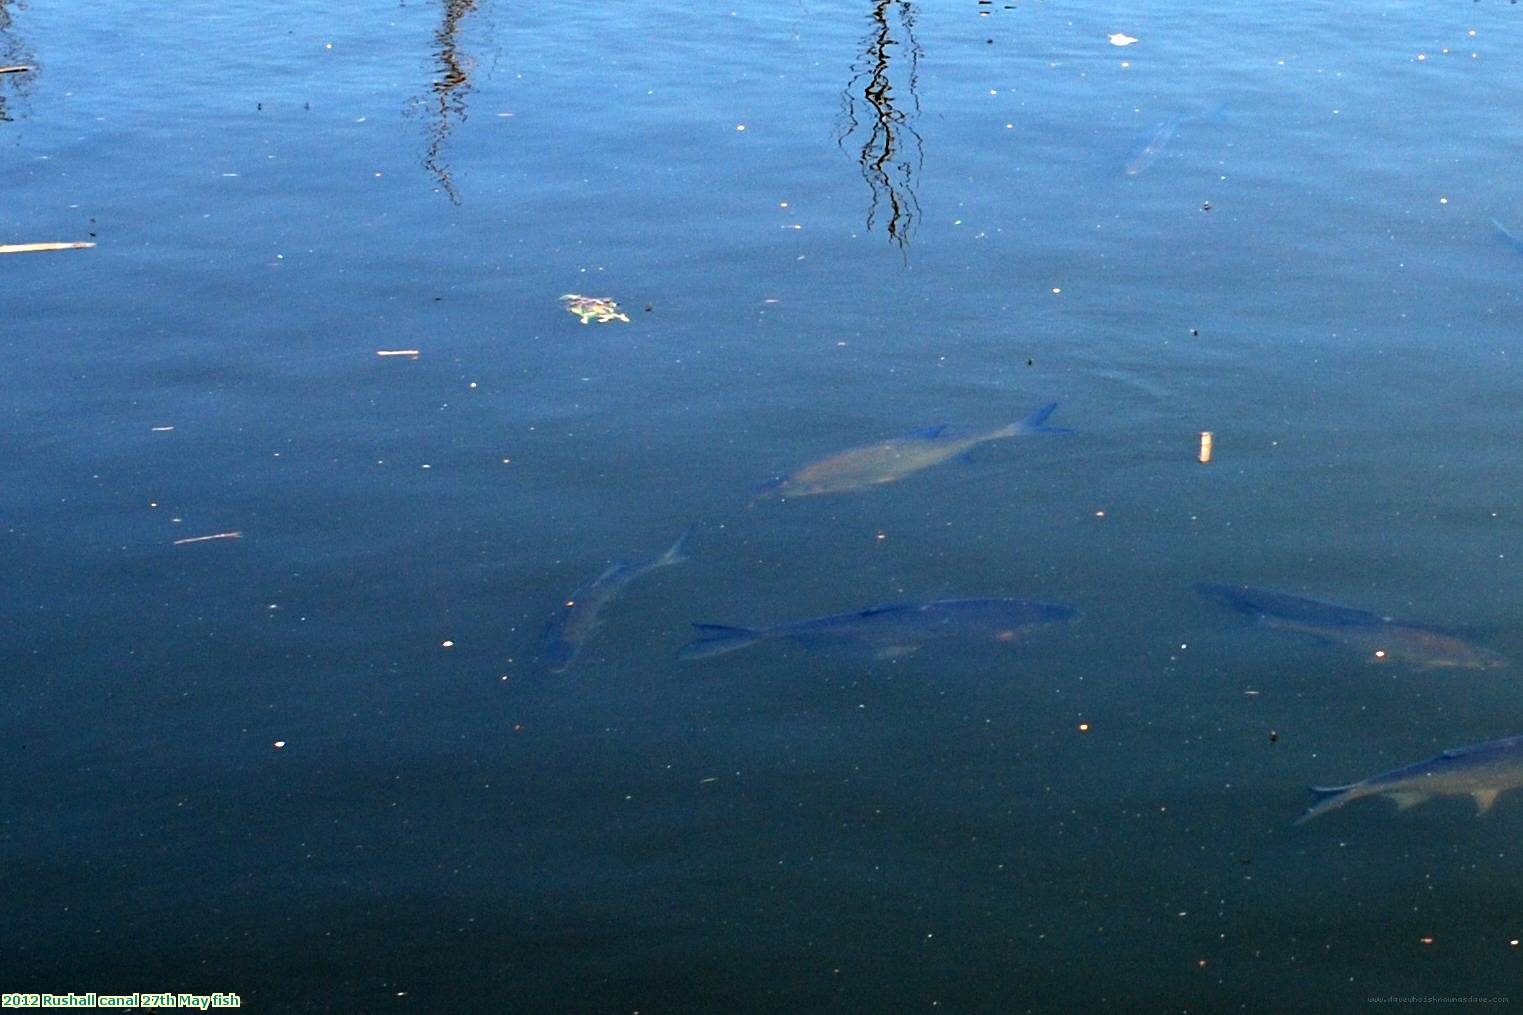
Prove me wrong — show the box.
[1309,784,1355,801]
[1473,789,1502,815]
[906,424,951,440]
[1388,791,1429,811]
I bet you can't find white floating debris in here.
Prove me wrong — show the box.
[0,242,95,255]
[151,425,175,432]
[1109,33,1139,46]
[173,531,243,545]
[376,349,420,357]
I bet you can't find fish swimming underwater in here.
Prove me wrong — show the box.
[679,597,1076,661]
[1124,103,1226,175]
[1124,114,1185,175]
[1297,734,1523,824]
[1196,583,1505,670]
[756,402,1068,499]
[543,527,692,673]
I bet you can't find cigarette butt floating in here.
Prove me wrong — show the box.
[173,531,243,545]
[1198,431,1214,463]
[0,242,96,255]
[376,349,420,357]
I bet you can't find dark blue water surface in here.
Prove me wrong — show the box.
[9,0,1523,1010]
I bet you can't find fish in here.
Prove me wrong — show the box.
[755,402,1068,500]
[1124,114,1184,175]
[1297,734,1523,824]
[1123,102,1226,176]
[678,597,1076,661]
[1195,583,1506,670]
[542,527,693,673]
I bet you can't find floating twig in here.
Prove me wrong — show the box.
[173,531,243,545]
[0,66,31,75]
[0,242,96,255]
[376,349,420,357]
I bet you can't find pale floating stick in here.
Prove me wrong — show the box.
[0,242,96,255]
[151,425,175,432]
[376,349,420,357]
[1198,431,1213,464]
[173,531,243,545]
[0,66,31,75]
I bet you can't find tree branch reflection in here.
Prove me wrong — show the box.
[837,0,923,252]
[420,0,479,204]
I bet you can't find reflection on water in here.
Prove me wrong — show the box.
[416,0,479,203]
[837,0,923,252]
[0,0,34,123]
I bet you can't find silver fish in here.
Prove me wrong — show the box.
[1124,114,1184,175]
[679,597,1076,661]
[1123,102,1226,176]
[756,403,1067,499]
[1196,583,1505,670]
[543,528,692,673]
[1298,734,1523,824]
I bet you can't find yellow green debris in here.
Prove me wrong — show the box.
[561,294,630,324]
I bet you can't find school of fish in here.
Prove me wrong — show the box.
[541,386,1515,829]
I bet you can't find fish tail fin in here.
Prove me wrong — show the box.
[750,476,786,505]
[1294,784,1357,825]
[1011,402,1072,436]
[679,623,762,660]
[1492,218,1523,255]
[659,526,695,568]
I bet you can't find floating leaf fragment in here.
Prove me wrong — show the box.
[561,293,631,324]
[1108,33,1138,46]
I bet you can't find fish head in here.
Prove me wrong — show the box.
[1478,647,1510,670]
[1382,628,1508,670]
[1433,643,1509,671]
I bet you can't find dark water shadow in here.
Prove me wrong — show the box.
[0,0,36,124]
[837,0,924,255]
